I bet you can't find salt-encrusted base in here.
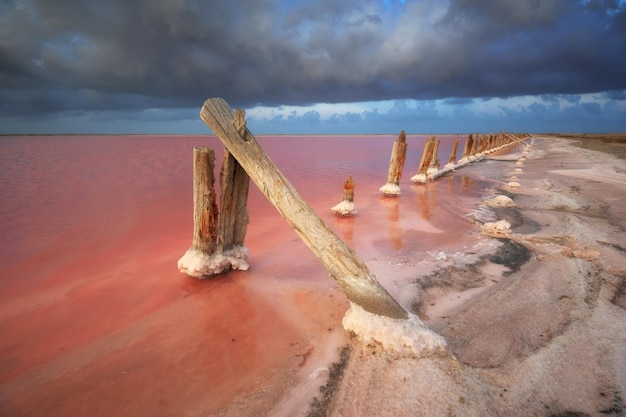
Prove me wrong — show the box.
[342,303,448,358]
[379,183,401,196]
[177,246,249,278]
[410,173,428,183]
[332,200,356,216]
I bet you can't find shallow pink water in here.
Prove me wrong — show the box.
[0,134,502,416]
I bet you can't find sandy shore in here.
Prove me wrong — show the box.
[324,136,626,416]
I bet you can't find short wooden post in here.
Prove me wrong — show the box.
[379,130,407,196]
[427,136,441,175]
[201,98,407,319]
[332,176,357,216]
[411,135,434,183]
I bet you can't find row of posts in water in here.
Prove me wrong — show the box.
[332,131,528,215]
[179,98,530,320]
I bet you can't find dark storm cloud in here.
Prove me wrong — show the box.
[1,0,625,117]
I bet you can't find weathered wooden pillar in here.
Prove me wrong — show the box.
[459,134,472,163]
[427,136,441,174]
[192,147,218,254]
[469,134,480,157]
[444,135,460,168]
[178,143,250,278]
[332,176,357,216]
[379,130,407,196]
[218,112,251,250]
[201,98,407,319]
[411,136,434,182]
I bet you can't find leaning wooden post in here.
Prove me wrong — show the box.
[332,176,357,216]
[379,130,407,196]
[201,98,407,319]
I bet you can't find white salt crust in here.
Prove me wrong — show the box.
[484,195,516,208]
[331,200,357,216]
[177,246,249,278]
[342,303,448,358]
[481,219,512,236]
[379,182,401,196]
[410,173,428,183]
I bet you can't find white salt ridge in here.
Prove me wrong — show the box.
[342,303,448,358]
[378,182,401,196]
[177,246,249,278]
[331,200,356,216]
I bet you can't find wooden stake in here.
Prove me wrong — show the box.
[218,111,251,250]
[201,98,407,319]
[333,176,357,215]
[192,146,218,254]
[343,176,355,202]
[379,130,407,195]
[447,136,460,166]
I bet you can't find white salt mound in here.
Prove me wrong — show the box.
[379,182,401,196]
[342,303,448,358]
[481,219,512,235]
[484,195,516,208]
[177,246,249,278]
[331,200,356,216]
[505,181,520,188]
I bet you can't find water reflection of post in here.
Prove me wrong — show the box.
[461,175,473,191]
[413,184,431,220]
[333,215,355,244]
[380,196,403,250]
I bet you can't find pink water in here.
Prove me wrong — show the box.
[0,134,503,416]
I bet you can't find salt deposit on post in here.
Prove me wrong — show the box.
[342,303,448,358]
[332,176,357,216]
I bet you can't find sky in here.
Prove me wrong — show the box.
[1,0,626,135]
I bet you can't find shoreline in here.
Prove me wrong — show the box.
[320,136,626,416]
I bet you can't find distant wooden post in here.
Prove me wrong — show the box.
[459,134,472,163]
[379,130,407,196]
[201,98,407,319]
[332,176,357,216]
[427,136,441,174]
[411,136,435,182]
[445,136,460,168]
